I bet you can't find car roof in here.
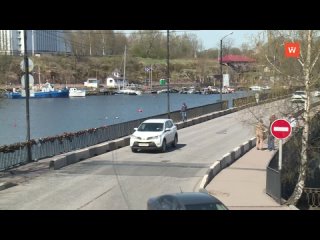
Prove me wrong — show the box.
[167,192,223,205]
[143,119,172,123]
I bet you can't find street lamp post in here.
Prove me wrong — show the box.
[167,30,170,119]
[24,30,32,163]
[219,32,233,104]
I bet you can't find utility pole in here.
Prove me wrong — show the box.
[123,45,126,90]
[167,30,170,119]
[102,32,105,56]
[24,30,32,163]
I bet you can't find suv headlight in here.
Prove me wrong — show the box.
[147,136,160,140]
[131,135,141,140]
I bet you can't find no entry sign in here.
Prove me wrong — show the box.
[271,119,292,139]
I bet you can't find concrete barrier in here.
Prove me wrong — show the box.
[0,182,17,191]
[216,111,222,117]
[49,156,67,170]
[197,116,205,123]
[211,112,218,119]
[88,142,110,157]
[243,141,250,153]
[123,137,130,146]
[200,134,261,192]
[199,161,222,189]
[186,120,193,127]
[66,152,78,165]
[230,107,238,113]
[108,141,116,151]
[225,109,232,115]
[249,137,256,148]
[198,116,205,123]
[75,148,90,161]
[192,118,200,125]
[114,139,126,149]
[209,161,221,180]
[232,146,241,160]
[199,174,208,189]
[219,153,232,168]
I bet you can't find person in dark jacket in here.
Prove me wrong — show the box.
[181,102,187,122]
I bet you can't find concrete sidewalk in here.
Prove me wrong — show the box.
[205,147,294,210]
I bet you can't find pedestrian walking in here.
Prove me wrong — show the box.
[181,102,187,122]
[267,114,276,151]
[288,115,297,132]
[255,119,266,150]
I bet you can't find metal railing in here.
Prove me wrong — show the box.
[266,165,281,204]
[304,188,320,209]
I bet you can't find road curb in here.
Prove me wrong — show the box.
[0,182,17,191]
[199,137,257,189]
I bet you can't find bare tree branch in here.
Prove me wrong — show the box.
[298,58,304,67]
[310,50,320,72]
[265,54,301,81]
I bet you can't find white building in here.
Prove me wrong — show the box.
[0,30,70,55]
[105,77,128,89]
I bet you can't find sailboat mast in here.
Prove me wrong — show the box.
[123,45,126,90]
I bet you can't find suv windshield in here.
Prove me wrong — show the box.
[295,91,306,95]
[138,123,163,132]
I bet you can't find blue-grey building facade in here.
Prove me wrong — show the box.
[0,30,71,55]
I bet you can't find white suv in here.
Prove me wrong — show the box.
[130,119,178,152]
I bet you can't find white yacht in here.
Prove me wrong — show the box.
[69,88,86,97]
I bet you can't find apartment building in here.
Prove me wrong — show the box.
[0,30,70,55]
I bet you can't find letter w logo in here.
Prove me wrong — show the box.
[285,42,300,58]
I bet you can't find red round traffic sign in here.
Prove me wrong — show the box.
[271,119,292,139]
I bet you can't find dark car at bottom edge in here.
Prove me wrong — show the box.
[147,192,228,210]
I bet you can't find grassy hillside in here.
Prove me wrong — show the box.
[0,55,221,88]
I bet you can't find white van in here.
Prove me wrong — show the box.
[84,78,100,88]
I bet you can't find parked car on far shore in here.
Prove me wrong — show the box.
[291,90,307,102]
[313,90,320,97]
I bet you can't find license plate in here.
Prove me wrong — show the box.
[139,143,149,147]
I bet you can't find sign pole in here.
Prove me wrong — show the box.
[278,138,282,204]
[270,119,292,205]
[278,139,283,171]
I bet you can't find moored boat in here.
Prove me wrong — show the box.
[69,87,86,97]
[6,82,69,99]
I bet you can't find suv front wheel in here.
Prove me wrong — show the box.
[160,139,167,153]
[172,134,178,147]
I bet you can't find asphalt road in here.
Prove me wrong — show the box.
[0,99,291,209]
